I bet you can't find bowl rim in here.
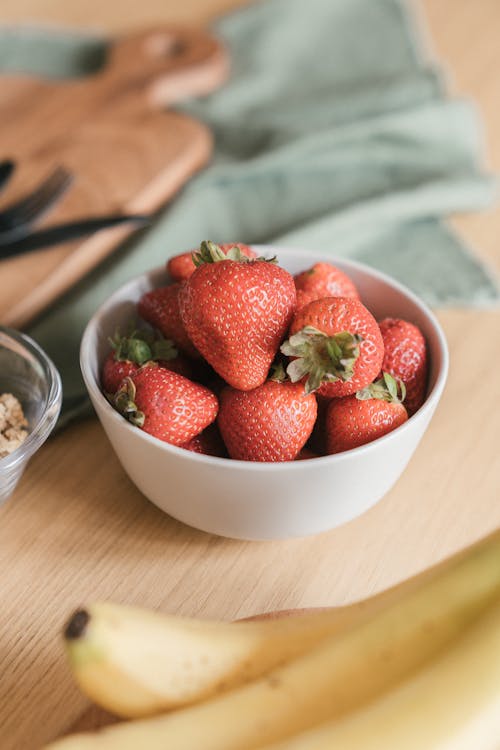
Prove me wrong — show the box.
[80,246,449,470]
[0,325,62,468]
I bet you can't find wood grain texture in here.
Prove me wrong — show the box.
[0,1,499,748]
[0,25,228,327]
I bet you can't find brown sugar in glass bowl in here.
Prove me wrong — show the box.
[0,327,62,504]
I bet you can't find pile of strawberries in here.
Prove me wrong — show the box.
[101,241,428,462]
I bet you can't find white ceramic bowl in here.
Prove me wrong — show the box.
[80,247,448,540]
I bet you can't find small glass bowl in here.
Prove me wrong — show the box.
[0,326,62,505]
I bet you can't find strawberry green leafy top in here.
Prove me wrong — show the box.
[192,240,276,266]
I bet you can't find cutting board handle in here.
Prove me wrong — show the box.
[0,24,229,328]
[97,26,229,110]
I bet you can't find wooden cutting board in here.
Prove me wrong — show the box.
[0,25,228,328]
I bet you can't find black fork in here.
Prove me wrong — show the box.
[0,166,73,242]
[0,160,15,194]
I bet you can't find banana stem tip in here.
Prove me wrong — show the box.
[64,609,90,640]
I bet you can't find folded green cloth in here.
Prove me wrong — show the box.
[1,0,497,421]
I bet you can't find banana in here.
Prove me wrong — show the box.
[62,530,500,719]
[45,530,500,750]
[62,602,360,717]
[259,600,500,750]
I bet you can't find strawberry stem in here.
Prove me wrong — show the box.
[109,329,177,365]
[269,361,288,382]
[192,240,277,266]
[113,377,145,427]
[356,372,406,403]
[281,326,362,394]
[193,241,229,265]
[151,338,178,362]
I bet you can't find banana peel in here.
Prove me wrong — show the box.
[44,529,500,750]
[63,602,358,717]
[259,599,500,749]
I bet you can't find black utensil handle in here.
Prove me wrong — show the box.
[0,214,150,259]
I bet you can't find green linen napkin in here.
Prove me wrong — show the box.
[1,0,497,422]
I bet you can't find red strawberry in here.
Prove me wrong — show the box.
[282,297,384,397]
[296,289,319,312]
[114,364,218,446]
[295,448,320,460]
[326,373,408,454]
[182,423,228,457]
[101,331,178,394]
[294,262,360,301]
[166,253,198,283]
[167,243,256,282]
[305,393,330,455]
[218,380,317,462]
[161,353,194,380]
[102,354,139,395]
[138,283,199,358]
[179,241,297,391]
[379,318,428,416]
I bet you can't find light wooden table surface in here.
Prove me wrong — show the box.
[0,1,499,748]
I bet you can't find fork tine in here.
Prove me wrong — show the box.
[0,166,73,230]
[0,160,15,195]
[0,168,64,220]
[9,167,73,224]
[14,169,73,226]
